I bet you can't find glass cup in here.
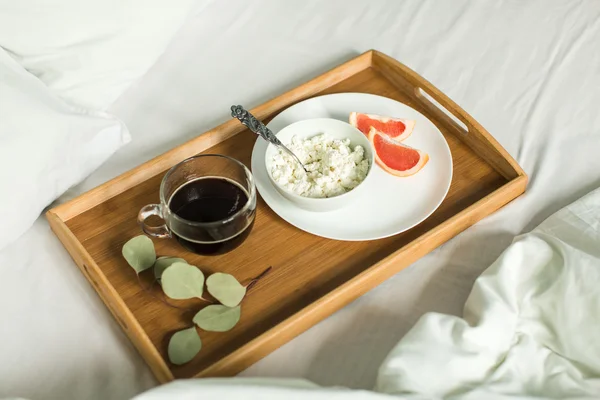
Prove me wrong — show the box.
[138,154,256,255]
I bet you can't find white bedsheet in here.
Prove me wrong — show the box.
[1,1,599,399]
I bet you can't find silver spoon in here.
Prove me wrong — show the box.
[230,105,309,173]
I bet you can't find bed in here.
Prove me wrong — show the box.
[1,1,599,399]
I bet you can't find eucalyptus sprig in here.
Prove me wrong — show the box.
[161,262,205,300]
[193,305,241,332]
[121,235,271,365]
[122,236,156,273]
[154,257,186,280]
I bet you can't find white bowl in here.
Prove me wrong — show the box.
[264,118,375,212]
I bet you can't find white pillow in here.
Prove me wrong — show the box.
[0,0,201,110]
[0,49,130,250]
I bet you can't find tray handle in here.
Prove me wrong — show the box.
[414,87,469,135]
[371,50,524,180]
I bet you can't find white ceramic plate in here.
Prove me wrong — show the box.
[250,93,453,241]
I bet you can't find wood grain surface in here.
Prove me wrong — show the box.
[47,50,527,382]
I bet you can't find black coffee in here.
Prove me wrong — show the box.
[168,177,253,255]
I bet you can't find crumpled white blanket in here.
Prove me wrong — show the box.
[132,186,600,399]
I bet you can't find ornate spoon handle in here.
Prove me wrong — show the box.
[230,105,308,172]
[230,105,282,145]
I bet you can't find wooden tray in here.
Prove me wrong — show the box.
[47,50,527,382]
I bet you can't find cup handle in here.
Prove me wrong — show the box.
[138,204,171,239]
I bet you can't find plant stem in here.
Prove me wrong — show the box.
[245,266,273,291]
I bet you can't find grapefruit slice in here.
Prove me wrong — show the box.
[350,112,416,141]
[368,127,429,177]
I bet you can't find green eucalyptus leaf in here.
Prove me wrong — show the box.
[206,273,246,307]
[162,262,205,300]
[122,235,156,274]
[193,305,241,332]
[168,327,201,365]
[154,257,187,280]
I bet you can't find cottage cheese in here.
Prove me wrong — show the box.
[270,133,370,198]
